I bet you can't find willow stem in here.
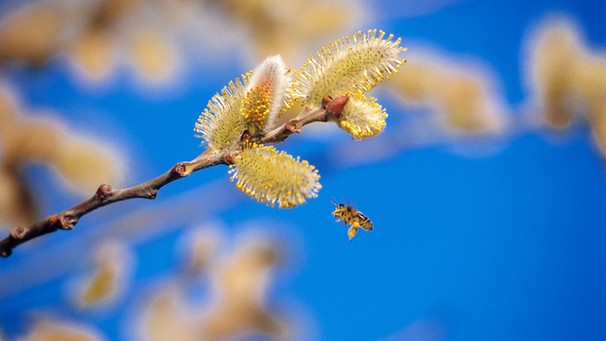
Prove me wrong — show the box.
[0,107,328,258]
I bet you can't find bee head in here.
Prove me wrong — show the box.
[331,199,342,208]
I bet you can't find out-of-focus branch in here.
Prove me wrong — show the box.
[0,105,329,258]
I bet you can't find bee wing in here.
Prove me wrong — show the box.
[357,211,374,231]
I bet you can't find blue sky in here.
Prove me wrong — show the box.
[1,0,605,340]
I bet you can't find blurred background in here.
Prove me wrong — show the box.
[0,0,605,340]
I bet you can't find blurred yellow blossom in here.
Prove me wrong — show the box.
[204,0,364,63]
[138,230,291,341]
[46,133,124,195]
[203,238,287,340]
[20,319,105,341]
[390,50,508,135]
[70,29,116,81]
[0,0,181,87]
[130,28,179,84]
[74,241,132,308]
[0,2,64,65]
[139,288,201,341]
[527,17,606,154]
[0,82,126,228]
[179,226,223,273]
[528,18,581,129]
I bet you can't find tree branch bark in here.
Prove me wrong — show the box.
[0,149,229,257]
[0,105,330,258]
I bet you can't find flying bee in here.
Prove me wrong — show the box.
[331,200,373,240]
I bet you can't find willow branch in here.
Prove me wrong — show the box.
[0,105,330,258]
[257,106,328,144]
[0,149,230,257]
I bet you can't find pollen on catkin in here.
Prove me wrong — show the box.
[294,29,407,107]
[195,76,249,151]
[336,93,387,139]
[242,55,292,135]
[229,142,321,208]
[241,81,272,136]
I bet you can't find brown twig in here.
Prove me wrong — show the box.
[0,149,229,257]
[257,106,327,144]
[0,105,332,258]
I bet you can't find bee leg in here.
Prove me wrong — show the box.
[347,226,358,240]
[347,222,359,240]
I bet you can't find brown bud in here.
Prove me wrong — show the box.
[325,95,349,120]
[96,184,114,199]
[11,225,26,239]
[240,130,252,141]
[321,95,333,109]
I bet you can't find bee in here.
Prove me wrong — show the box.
[331,200,373,240]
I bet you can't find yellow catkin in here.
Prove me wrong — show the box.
[195,77,249,150]
[242,55,292,135]
[229,142,321,208]
[294,29,407,107]
[337,93,387,139]
[196,56,292,148]
[241,81,272,135]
